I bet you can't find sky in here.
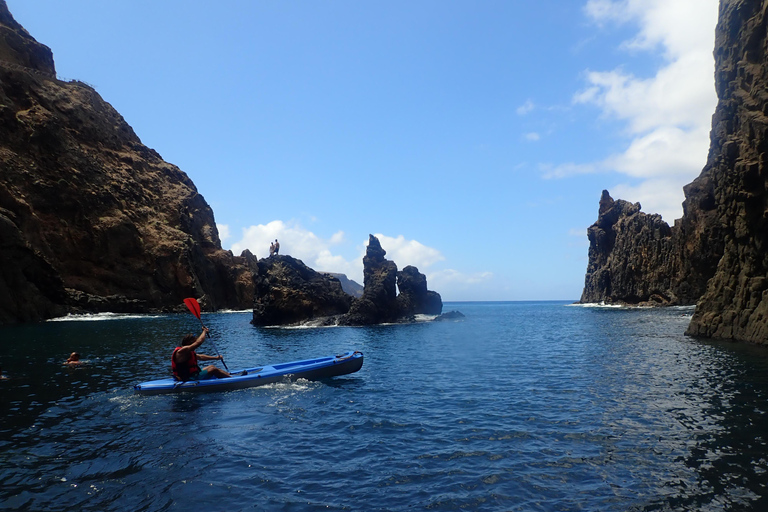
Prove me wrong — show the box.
[7,0,719,301]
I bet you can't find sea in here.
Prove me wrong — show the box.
[2,301,768,511]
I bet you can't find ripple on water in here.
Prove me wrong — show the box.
[4,303,768,510]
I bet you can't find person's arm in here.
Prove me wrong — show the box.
[189,327,209,350]
[196,353,223,362]
[174,328,209,361]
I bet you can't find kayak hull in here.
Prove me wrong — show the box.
[134,350,363,396]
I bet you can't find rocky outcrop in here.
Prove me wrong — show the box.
[397,265,443,315]
[339,235,401,325]
[435,310,465,322]
[580,0,768,344]
[251,255,352,326]
[323,272,363,298]
[0,2,54,76]
[339,235,443,325]
[580,191,688,306]
[0,1,255,323]
[250,236,444,327]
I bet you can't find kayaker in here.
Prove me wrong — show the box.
[172,327,231,381]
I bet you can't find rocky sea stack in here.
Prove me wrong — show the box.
[581,0,768,344]
[0,1,255,323]
[252,235,443,326]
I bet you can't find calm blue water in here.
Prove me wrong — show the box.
[2,301,768,511]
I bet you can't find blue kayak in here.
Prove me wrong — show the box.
[134,350,363,395]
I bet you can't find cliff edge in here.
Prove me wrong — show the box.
[0,1,255,323]
[685,0,768,341]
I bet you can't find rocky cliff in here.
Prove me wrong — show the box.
[581,0,768,344]
[685,0,768,342]
[580,189,720,306]
[396,265,443,316]
[0,1,255,323]
[251,255,352,326]
[580,191,680,305]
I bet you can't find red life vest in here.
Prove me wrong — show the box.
[172,347,201,381]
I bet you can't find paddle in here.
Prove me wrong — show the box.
[183,297,229,371]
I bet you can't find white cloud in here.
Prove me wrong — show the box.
[541,162,597,179]
[610,177,692,223]
[427,269,496,301]
[517,99,535,115]
[217,223,231,243]
[553,0,718,222]
[525,132,541,142]
[374,233,445,270]
[226,223,459,288]
[228,220,358,276]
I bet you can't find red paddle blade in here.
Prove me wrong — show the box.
[183,298,201,319]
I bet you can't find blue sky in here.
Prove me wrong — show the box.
[7,0,718,301]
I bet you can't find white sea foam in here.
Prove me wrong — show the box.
[567,302,625,309]
[568,302,695,311]
[48,312,165,322]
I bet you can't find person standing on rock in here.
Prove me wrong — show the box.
[172,327,232,381]
[269,241,275,257]
[274,239,280,255]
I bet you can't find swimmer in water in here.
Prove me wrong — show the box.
[65,352,82,365]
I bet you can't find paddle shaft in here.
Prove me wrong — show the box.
[197,319,229,371]
[185,298,229,371]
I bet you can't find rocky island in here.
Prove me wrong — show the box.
[252,235,443,326]
[581,0,768,344]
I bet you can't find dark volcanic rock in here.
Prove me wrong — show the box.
[685,0,768,342]
[251,255,352,326]
[0,1,54,76]
[397,265,443,315]
[323,272,364,298]
[339,235,400,325]
[580,191,683,306]
[580,0,768,343]
[434,310,465,322]
[0,3,255,323]
[338,235,443,325]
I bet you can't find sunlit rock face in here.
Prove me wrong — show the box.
[0,1,255,323]
[579,188,720,307]
[251,255,352,326]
